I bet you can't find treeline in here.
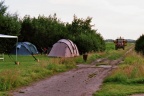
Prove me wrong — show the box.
[135,34,144,55]
[0,1,105,54]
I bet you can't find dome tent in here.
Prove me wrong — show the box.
[48,39,79,57]
[11,42,39,55]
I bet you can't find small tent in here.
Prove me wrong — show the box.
[11,42,39,55]
[48,39,79,57]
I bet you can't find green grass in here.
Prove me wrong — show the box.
[0,42,136,95]
[94,44,144,96]
[104,51,144,84]
[0,54,78,95]
[94,83,144,96]
[85,42,125,64]
[0,51,104,95]
[105,42,115,51]
[102,42,132,60]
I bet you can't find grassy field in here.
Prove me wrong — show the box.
[0,42,135,96]
[94,43,144,96]
[0,48,105,95]
[0,55,79,95]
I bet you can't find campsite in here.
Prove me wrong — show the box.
[1,1,144,96]
[0,42,144,96]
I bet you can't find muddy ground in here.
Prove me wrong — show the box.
[10,57,123,96]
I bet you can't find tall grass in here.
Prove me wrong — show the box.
[104,51,144,84]
[103,42,131,60]
[95,45,144,96]
[0,55,78,93]
[0,52,103,93]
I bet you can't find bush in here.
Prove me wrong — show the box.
[135,34,144,55]
[0,1,21,53]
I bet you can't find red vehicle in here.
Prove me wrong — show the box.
[114,37,127,50]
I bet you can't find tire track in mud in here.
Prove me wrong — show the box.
[11,48,133,96]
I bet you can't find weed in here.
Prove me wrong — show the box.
[96,44,144,95]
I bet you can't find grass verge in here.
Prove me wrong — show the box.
[0,50,105,95]
[94,45,144,96]
[0,55,78,95]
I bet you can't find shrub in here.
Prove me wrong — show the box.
[135,34,144,55]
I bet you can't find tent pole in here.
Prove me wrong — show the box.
[16,37,18,61]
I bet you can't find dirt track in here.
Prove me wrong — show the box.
[12,67,111,96]
[10,47,140,96]
[10,57,123,96]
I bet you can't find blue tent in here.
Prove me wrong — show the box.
[11,42,39,55]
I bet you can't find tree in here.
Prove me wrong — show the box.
[135,34,144,55]
[20,14,105,54]
[0,1,7,15]
[0,1,21,53]
[66,15,95,38]
[20,14,68,52]
[66,15,105,54]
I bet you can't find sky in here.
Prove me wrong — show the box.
[4,0,144,40]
